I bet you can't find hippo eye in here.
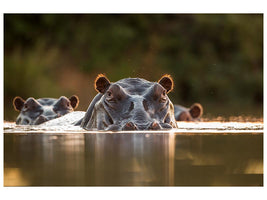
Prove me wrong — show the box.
[106,91,115,102]
[160,90,167,103]
[160,97,167,103]
[24,104,28,109]
[160,95,167,103]
[106,91,114,99]
[67,102,70,107]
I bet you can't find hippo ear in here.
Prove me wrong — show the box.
[69,95,79,109]
[94,74,111,93]
[13,96,25,111]
[158,74,174,93]
[189,103,203,118]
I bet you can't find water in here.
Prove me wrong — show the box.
[4,122,263,186]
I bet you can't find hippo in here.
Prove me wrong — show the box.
[13,95,79,125]
[174,103,203,121]
[80,74,178,131]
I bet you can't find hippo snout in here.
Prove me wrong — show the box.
[122,121,138,130]
[148,121,161,130]
[121,120,163,130]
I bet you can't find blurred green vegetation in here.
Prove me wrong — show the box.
[4,14,263,121]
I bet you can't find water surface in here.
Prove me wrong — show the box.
[4,122,263,186]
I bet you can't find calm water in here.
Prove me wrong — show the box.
[4,129,263,186]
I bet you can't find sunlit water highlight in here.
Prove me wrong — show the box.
[3,120,263,133]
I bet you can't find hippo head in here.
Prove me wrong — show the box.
[81,74,177,131]
[174,103,203,121]
[13,95,79,125]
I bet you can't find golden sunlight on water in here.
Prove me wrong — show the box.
[168,132,175,186]
[4,168,30,186]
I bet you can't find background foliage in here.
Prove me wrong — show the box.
[4,14,263,121]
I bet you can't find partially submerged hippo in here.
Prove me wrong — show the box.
[174,103,203,121]
[13,95,79,125]
[81,74,178,130]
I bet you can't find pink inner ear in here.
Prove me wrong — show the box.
[13,97,25,111]
[190,103,203,118]
[69,95,79,109]
[95,74,111,93]
[158,75,174,93]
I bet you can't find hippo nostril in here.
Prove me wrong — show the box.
[148,121,161,130]
[123,121,138,130]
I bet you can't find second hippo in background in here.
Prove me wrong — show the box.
[174,103,203,121]
[13,95,79,125]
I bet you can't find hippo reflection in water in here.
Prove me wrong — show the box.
[174,103,203,121]
[81,74,178,130]
[13,95,79,125]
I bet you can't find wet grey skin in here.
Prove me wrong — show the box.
[13,95,79,125]
[81,74,178,131]
[174,103,203,121]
